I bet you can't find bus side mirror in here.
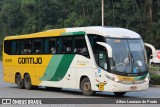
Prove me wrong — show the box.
[144,43,156,59]
[96,42,112,58]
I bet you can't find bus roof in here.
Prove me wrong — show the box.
[4,26,141,40]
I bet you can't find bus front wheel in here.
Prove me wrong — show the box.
[80,77,95,96]
[15,74,24,89]
[24,74,33,90]
[114,92,126,96]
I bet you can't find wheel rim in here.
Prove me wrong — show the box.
[83,81,91,92]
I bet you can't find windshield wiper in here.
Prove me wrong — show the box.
[123,53,133,73]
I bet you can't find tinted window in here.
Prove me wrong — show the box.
[4,35,90,58]
[88,35,108,70]
[62,37,72,54]
[33,39,43,54]
[4,40,12,55]
[49,38,56,54]
[21,40,32,54]
[4,40,19,55]
[74,36,89,58]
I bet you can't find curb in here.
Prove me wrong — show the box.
[149,85,160,88]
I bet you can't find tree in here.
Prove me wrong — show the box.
[0,0,160,48]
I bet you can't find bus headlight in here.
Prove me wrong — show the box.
[106,75,121,82]
[106,75,114,80]
[114,78,121,82]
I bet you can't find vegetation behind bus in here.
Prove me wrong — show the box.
[149,67,160,85]
[0,0,160,49]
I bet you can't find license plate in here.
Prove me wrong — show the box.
[130,86,137,90]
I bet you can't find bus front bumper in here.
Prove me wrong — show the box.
[107,80,149,92]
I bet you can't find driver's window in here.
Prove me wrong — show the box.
[88,34,108,70]
[98,47,108,70]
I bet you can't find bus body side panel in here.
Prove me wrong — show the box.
[39,54,76,88]
[39,54,95,90]
[72,55,96,90]
[3,54,15,84]
[3,53,52,85]
[3,28,67,85]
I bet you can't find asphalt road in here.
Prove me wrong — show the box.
[0,62,160,107]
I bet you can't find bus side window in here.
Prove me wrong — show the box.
[34,39,43,54]
[74,36,90,58]
[11,41,20,55]
[4,40,12,55]
[98,46,108,70]
[49,38,56,54]
[22,40,32,54]
[62,37,72,54]
[4,40,19,55]
[16,41,21,54]
[57,38,62,54]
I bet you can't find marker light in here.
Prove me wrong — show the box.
[157,51,160,59]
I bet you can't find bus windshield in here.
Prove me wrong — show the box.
[106,39,148,74]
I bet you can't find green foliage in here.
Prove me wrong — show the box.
[149,67,160,85]
[0,0,160,48]
[43,25,54,31]
[150,73,160,85]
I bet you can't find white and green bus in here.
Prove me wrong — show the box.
[3,26,149,96]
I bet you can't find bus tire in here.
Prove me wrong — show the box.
[80,77,95,96]
[24,74,33,90]
[151,62,156,66]
[114,92,126,96]
[15,74,24,89]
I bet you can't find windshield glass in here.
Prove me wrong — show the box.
[107,39,148,74]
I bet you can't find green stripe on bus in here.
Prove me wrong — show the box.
[73,31,85,35]
[134,76,141,81]
[134,74,147,80]
[50,54,75,81]
[40,55,63,81]
[61,32,73,36]
[61,31,85,36]
[139,74,147,80]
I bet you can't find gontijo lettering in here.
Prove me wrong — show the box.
[18,57,42,64]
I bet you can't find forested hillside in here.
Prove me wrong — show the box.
[0,0,160,48]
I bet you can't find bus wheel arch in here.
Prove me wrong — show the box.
[80,76,95,96]
[15,73,24,89]
[24,73,33,90]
